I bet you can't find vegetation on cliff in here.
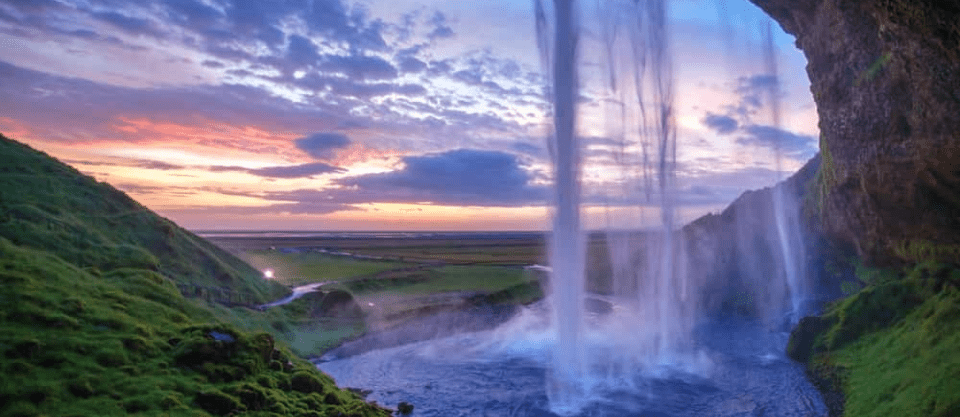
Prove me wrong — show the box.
[784,147,959,417]
[0,134,391,416]
[788,261,960,417]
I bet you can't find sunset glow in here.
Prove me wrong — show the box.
[0,0,817,231]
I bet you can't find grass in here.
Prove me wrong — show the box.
[792,262,960,416]
[386,265,530,295]
[0,133,391,416]
[0,238,388,417]
[241,250,412,286]
[0,136,287,305]
[348,243,545,265]
[837,286,960,416]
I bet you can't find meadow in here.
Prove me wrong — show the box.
[204,233,553,355]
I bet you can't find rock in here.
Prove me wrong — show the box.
[748,0,960,266]
[297,289,364,319]
[786,315,831,363]
[397,401,414,414]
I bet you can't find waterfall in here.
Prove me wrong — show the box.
[536,1,811,413]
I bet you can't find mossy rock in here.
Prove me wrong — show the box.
[290,371,326,394]
[787,315,833,363]
[195,389,244,415]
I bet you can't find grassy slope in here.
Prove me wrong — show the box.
[0,134,388,416]
[0,136,286,304]
[791,261,960,416]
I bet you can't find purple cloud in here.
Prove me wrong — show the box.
[320,54,398,80]
[427,11,454,40]
[210,162,344,178]
[295,132,351,159]
[91,11,163,38]
[248,162,343,178]
[286,34,321,68]
[737,125,816,158]
[336,149,547,206]
[702,113,739,134]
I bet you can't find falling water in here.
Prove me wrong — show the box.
[538,0,702,414]
[539,0,588,413]
[316,3,827,415]
[762,22,807,323]
[536,0,813,413]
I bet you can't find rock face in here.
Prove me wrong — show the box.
[749,0,960,265]
[684,155,846,321]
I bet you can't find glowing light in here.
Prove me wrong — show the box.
[263,269,274,279]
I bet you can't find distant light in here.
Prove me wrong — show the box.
[263,269,274,279]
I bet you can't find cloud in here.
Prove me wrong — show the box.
[737,125,816,158]
[295,132,351,159]
[398,56,427,73]
[248,161,343,178]
[303,0,386,51]
[91,10,163,38]
[210,162,344,178]
[738,74,777,91]
[326,79,426,98]
[728,74,780,118]
[161,0,223,29]
[511,141,545,158]
[221,0,296,46]
[201,60,225,68]
[234,149,548,215]
[702,113,738,134]
[290,70,427,99]
[65,158,185,171]
[0,60,352,140]
[286,34,321,68]
[337,148,547,206]
[1,0,64,13]
[427,11,454,40]
[320,54,398,80]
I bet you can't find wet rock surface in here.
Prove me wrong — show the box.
[749,0,960,265]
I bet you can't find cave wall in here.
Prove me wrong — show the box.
[749,0,960,265]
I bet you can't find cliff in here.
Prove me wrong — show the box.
[738,2,960,415]
[748,0,960,266]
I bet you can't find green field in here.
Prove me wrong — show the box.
[225,242,544,344]
[240,250,412,286]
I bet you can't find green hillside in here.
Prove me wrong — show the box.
[0,135,285,305]
[0,134,389,416]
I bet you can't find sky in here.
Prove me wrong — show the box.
[0,0,819,231]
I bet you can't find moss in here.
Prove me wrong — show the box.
[817,277,923,351]
[0,135,288,305]
[812,135,838,221]
[788,261,960,417]
[0,135,391,417]
[838,286,960,416]
[195,388,245,415]
[892,240,960,264]
[290,371,326,394]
